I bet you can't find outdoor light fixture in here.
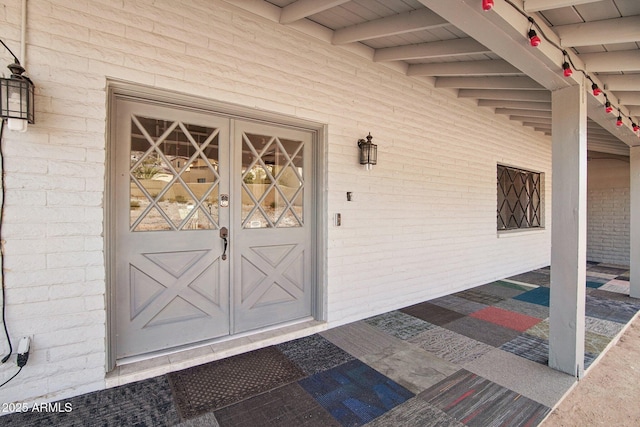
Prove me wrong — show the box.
[357,132,377,171]
[562,62,572,77]
[482,0,494,11]
[528,29,541,47]
[605,101,613,114]
[591,83,602,97]
[616,114,623,127]
[0,61,34,132]
[633,122,639,133]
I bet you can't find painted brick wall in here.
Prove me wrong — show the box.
[587,158,630,265]
[0,0,551,404]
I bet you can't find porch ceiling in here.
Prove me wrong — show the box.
[228,0,640,156]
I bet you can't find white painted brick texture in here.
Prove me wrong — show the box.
[0,0,553,404]
[587,158,630,265]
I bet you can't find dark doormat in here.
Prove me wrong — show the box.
[168,346,306,420]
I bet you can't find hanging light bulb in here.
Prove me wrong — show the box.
[605,101,613,114]
[562,62,572,77]
[633,122,639,133]
[591,83,602,96]
[482,0,494,11]
[528,29,541,47]
[616,115,623,127]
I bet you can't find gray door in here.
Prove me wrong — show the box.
[113,100,315,359]
[114,99,230,359]
[232,122,313,333]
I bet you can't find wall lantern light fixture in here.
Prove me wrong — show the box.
[357,132,377,171]
[0,40,35,132]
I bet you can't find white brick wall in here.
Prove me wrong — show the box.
[0,0,552,405]
[587,158,630,265]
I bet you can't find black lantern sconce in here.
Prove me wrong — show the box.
[0,40,35,133]
[357,132,377,171]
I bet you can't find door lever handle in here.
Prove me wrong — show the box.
[220,227,228,261]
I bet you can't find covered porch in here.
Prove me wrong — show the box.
[3,263,639,426]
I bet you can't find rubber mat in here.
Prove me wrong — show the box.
[169,346,305,420]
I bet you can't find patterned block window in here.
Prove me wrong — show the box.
[497,165,542,230]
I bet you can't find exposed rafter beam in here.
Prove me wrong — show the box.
[458,89,551,102]
[523,0,602,12]
[579,51,640,73]
[496,108,552,118]
[419,0,639,146]
[478,100,551,110]
[554,16,640,47]
[511,115,551,124]
[600,75,640,92]
[332,9,447,45]
[408,59,521,76]
[279,0,350,24]
[435,76,544,90]
[373,38,489,62]
[618,93,640,105]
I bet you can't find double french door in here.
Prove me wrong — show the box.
[113,99,314,360]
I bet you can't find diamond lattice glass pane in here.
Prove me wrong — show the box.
[245,210,271,229]
[133,205,172,232]
[261,187,281,224]
[277,190,303,228]
[130,115,220,232]
[183,207,215,230]
[281,138,303,167]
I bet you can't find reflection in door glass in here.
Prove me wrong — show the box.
[240,132,304,228]
[129,116,220,231]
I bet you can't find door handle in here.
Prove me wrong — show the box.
[220,227,228,261]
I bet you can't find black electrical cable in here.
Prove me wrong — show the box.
[0,366,22,388]
[0,39,20,64]
[0,119,11,364]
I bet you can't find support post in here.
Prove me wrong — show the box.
[631,146,640,299]
[549,84,587,378]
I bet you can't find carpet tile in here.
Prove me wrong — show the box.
[470,306,542,332]
[500,334,549,365]
[400,302,466,326]
[443,316,521,347]
[3,376,181,427]
[408,327,493,365]
[453,289,504,305]
[213,383,340,427]
[364,310,436,340]
[506,271,550,287]
[366,397,464,427]
[419,369,550,427]
[168,346,305,419]
[277,334,355,376]
[585,316,625,337]
[429,294,488,316]
[298,359,414,427]
[586,280,604,289]
[523,319,612,355]
[474,281,528,299]
[493,298,549,319]
[513,287,551,307]
[598,280,630,295]
[585,294,640,324]
[587,265,628,276]
[320,321,406,359]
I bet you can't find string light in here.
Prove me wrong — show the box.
[604,100,613,114]
[482,0,494,11]
[495,0,639,134]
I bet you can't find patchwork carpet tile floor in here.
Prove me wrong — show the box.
[3,263,638,427]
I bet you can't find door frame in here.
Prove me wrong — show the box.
[105,80,328,370]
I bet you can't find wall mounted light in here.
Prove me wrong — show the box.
[0,60,35,132]
[357,132,377,171]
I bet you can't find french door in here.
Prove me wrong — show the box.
[113,98,314,360]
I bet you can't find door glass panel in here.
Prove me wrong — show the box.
[240,132,304,229]
[130,115,220,231]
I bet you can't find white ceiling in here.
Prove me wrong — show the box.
[227,0,640,156]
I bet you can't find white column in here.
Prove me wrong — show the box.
[549,84,587,378]
[631,146,640,299]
